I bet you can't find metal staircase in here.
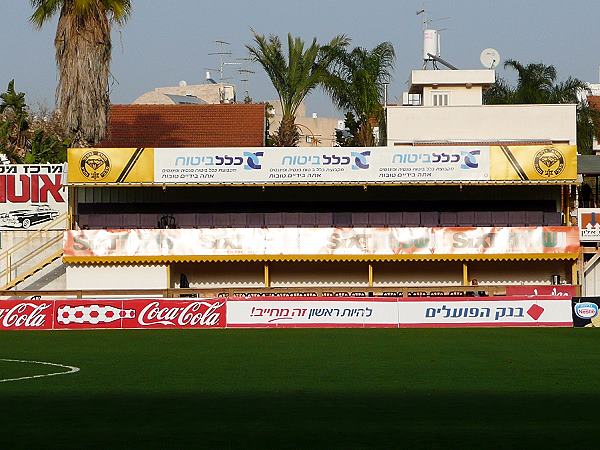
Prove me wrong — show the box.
[1,213,67,290]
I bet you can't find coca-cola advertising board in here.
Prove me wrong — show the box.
[226,297,399,328]
[0,164,67,230]
[0,300,54,330]
[398,298,573,328]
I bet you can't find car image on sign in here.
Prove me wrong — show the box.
[0,205,59,229]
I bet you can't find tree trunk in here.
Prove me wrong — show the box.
[55,6,112,147]
[356,120,375,147]
[273,115,300,147]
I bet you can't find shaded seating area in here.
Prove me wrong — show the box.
[77,210,563,230]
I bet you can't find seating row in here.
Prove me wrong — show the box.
[77,210,563,229]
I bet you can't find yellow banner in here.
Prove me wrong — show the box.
[490,144,577,181]
[68,148,154,183]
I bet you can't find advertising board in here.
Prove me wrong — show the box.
[63,227,579,262]
[398,298,573,327]
[505,285,576,297]
[67,144,577,185]
[571,297,600,327]
[578,208,600,242]
[226,297,399,328]
[0,164,67,230]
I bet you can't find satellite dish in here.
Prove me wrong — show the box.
[179,80,187,87]
[480,48,500,69]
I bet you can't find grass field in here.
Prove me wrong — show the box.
[0,328,598,449]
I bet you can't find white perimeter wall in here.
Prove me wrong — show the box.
[66,264,168,290]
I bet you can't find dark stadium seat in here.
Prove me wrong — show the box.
[525,211,544,226]
[77,214,89,229]
[196,214,213,228]
[315,212,333,227]
[213,213,230,228]
[368,212,387,227]
[89,214,106,229]
[387,212,403,227]
[300,212,316,228]
[475,211,493,227]
[457,211,475,226]
[508,211,527,226]
[283,212,301,227]
[140,214,158,229]
[421,211,439,227]
[265,212,283,228]
[177,213,195,229]
[544,212,562,226]
[247,213,265,228]
[440,212,458,226]
[230,213,247,228]
[491,211,509,226]
[121,213,140,229]
[351,212,369,227]
[333,212,352,227]
[402,212,420,227]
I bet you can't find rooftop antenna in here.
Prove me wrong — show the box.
[208,40,233,81]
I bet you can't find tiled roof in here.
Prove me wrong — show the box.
[99,104,266,147]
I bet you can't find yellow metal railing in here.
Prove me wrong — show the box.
[1,213,67,288]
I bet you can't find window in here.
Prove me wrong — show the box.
[431,91,450,106]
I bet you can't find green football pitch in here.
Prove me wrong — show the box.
[0,329,598,449]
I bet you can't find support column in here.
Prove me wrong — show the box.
[462,262,469,286]
[264,263,270,288]
[368,263,374,288]
[572,260,578,286]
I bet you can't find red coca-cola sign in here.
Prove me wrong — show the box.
[505,285,576,298]
[0,301,53,330]
[124,299,226,329]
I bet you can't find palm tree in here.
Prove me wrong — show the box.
[484,59,597,154]
[247,32,348,147]
[30,0,131,147]
[0,80,30,162]
[323,43,395,147]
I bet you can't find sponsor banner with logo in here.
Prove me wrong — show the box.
[226,297,399,328]
[577,208,600,242]
[0,164,67,230]
[0,300,54,330]
[490,144,576,181]
[1,299,226,330]
[398,298,573,327]
[571,297,600,328]
[67,148,154,184]
[63,227,579,260]
[67,145,576,185]
[505,285,577,297]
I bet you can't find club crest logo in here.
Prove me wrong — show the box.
[534,147,565,178]
[80,151,111,180]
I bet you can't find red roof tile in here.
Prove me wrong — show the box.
[99,104,266,147]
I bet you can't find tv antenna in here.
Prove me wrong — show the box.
[208,40,239,81]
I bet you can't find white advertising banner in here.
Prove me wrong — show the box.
[153,146,489,184]
[0,164,67,230]
[226,298,399,328]
[398,298,573,327]
[578,208,600,242]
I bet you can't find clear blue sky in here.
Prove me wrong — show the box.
[1,0,599,117]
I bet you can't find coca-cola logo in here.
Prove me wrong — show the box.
[137,301,224,327]
[0,302,51,328]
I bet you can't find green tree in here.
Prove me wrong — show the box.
[323,42,395,147]
[0,80,30,162]
[484,59,598,154]
[30,0,131,147]
[247,31,348,147]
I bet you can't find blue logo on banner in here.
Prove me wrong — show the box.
[244,151,264,170]
[461,150,480,169]
[574,302,599,319]
[351,151,371,170]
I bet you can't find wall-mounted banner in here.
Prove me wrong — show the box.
[67,144,576,185]
[0,298,226,331]
[63,226,580,262]
[571,297,600,328]
[0,164,67,230]
[578,208,600,242]
[226,298,399,328]
[505,285,577,297]
[398,298,573,327]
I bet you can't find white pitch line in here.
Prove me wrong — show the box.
[0,358,80,383]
